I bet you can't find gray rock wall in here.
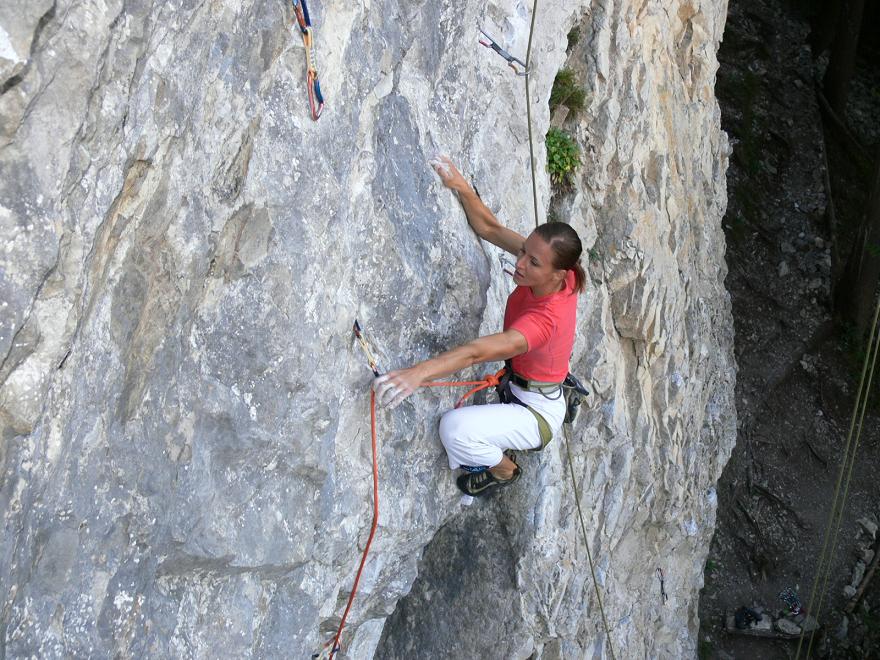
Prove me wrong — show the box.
[0,0,734,657]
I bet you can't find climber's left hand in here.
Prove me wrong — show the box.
[372,367,423,409]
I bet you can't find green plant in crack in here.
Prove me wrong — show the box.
[546,127,581,186]
[550,68,587,118]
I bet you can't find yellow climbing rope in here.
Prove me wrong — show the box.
[524,0,540,229]
[563,424,618,660]
[479,3,541,229]
[796,293,880,659]
[484,4,616,652]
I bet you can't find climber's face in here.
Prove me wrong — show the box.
[513,233,566,293]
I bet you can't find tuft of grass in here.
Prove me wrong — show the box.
[546,127,581,186]
[550,68,587,118]
[567,27,580,50]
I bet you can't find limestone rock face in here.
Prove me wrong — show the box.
[0,0,734,658]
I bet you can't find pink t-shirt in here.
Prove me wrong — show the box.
[503,270,578,382]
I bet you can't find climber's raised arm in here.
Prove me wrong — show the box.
[431,156,525,256]
[373,329,528,409]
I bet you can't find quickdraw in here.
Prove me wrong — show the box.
[478,27,530,76]
[291,0,324,120]
[353,320,380,376]
[656,567,668,604]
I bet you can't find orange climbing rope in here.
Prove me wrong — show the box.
[422,368,506,409]
[317,324,504,659]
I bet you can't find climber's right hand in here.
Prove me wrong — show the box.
[430,156,469,195]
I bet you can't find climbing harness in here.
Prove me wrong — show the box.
[495,367,589,450]
[797,293,880,659]
[494,361,561,450]
[478,27,529,76]
[561,372,590,425]
[656,568,668,604]
[290,0,324,120]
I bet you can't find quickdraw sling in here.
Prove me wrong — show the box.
[290,0,324,120]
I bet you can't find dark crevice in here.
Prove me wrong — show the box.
[0,74,24,96]
[0,2,57,96]
[376,499,525,659]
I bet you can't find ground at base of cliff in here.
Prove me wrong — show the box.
[698,0,880,658]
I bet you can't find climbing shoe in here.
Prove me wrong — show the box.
[456,464,522,497]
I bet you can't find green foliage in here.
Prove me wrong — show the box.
[566,27,580,50]
[550,68,587,117]
[546,128,581,186]
[698,640,714,660]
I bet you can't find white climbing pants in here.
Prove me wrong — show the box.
[438,383,566,469]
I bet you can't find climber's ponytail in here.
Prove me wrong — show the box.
[570,261,587,295]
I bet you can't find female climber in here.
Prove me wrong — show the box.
[373,156,586,496]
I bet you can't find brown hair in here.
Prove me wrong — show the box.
[534,222,586,294]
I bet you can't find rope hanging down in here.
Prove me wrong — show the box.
[523,0,540,229]
[291,0,324,120]
[796,293,880,660]
[315,322,510,659]
[477,0,541,229]
[562,425,617,660]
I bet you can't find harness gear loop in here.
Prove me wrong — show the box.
[290,0,324,120]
